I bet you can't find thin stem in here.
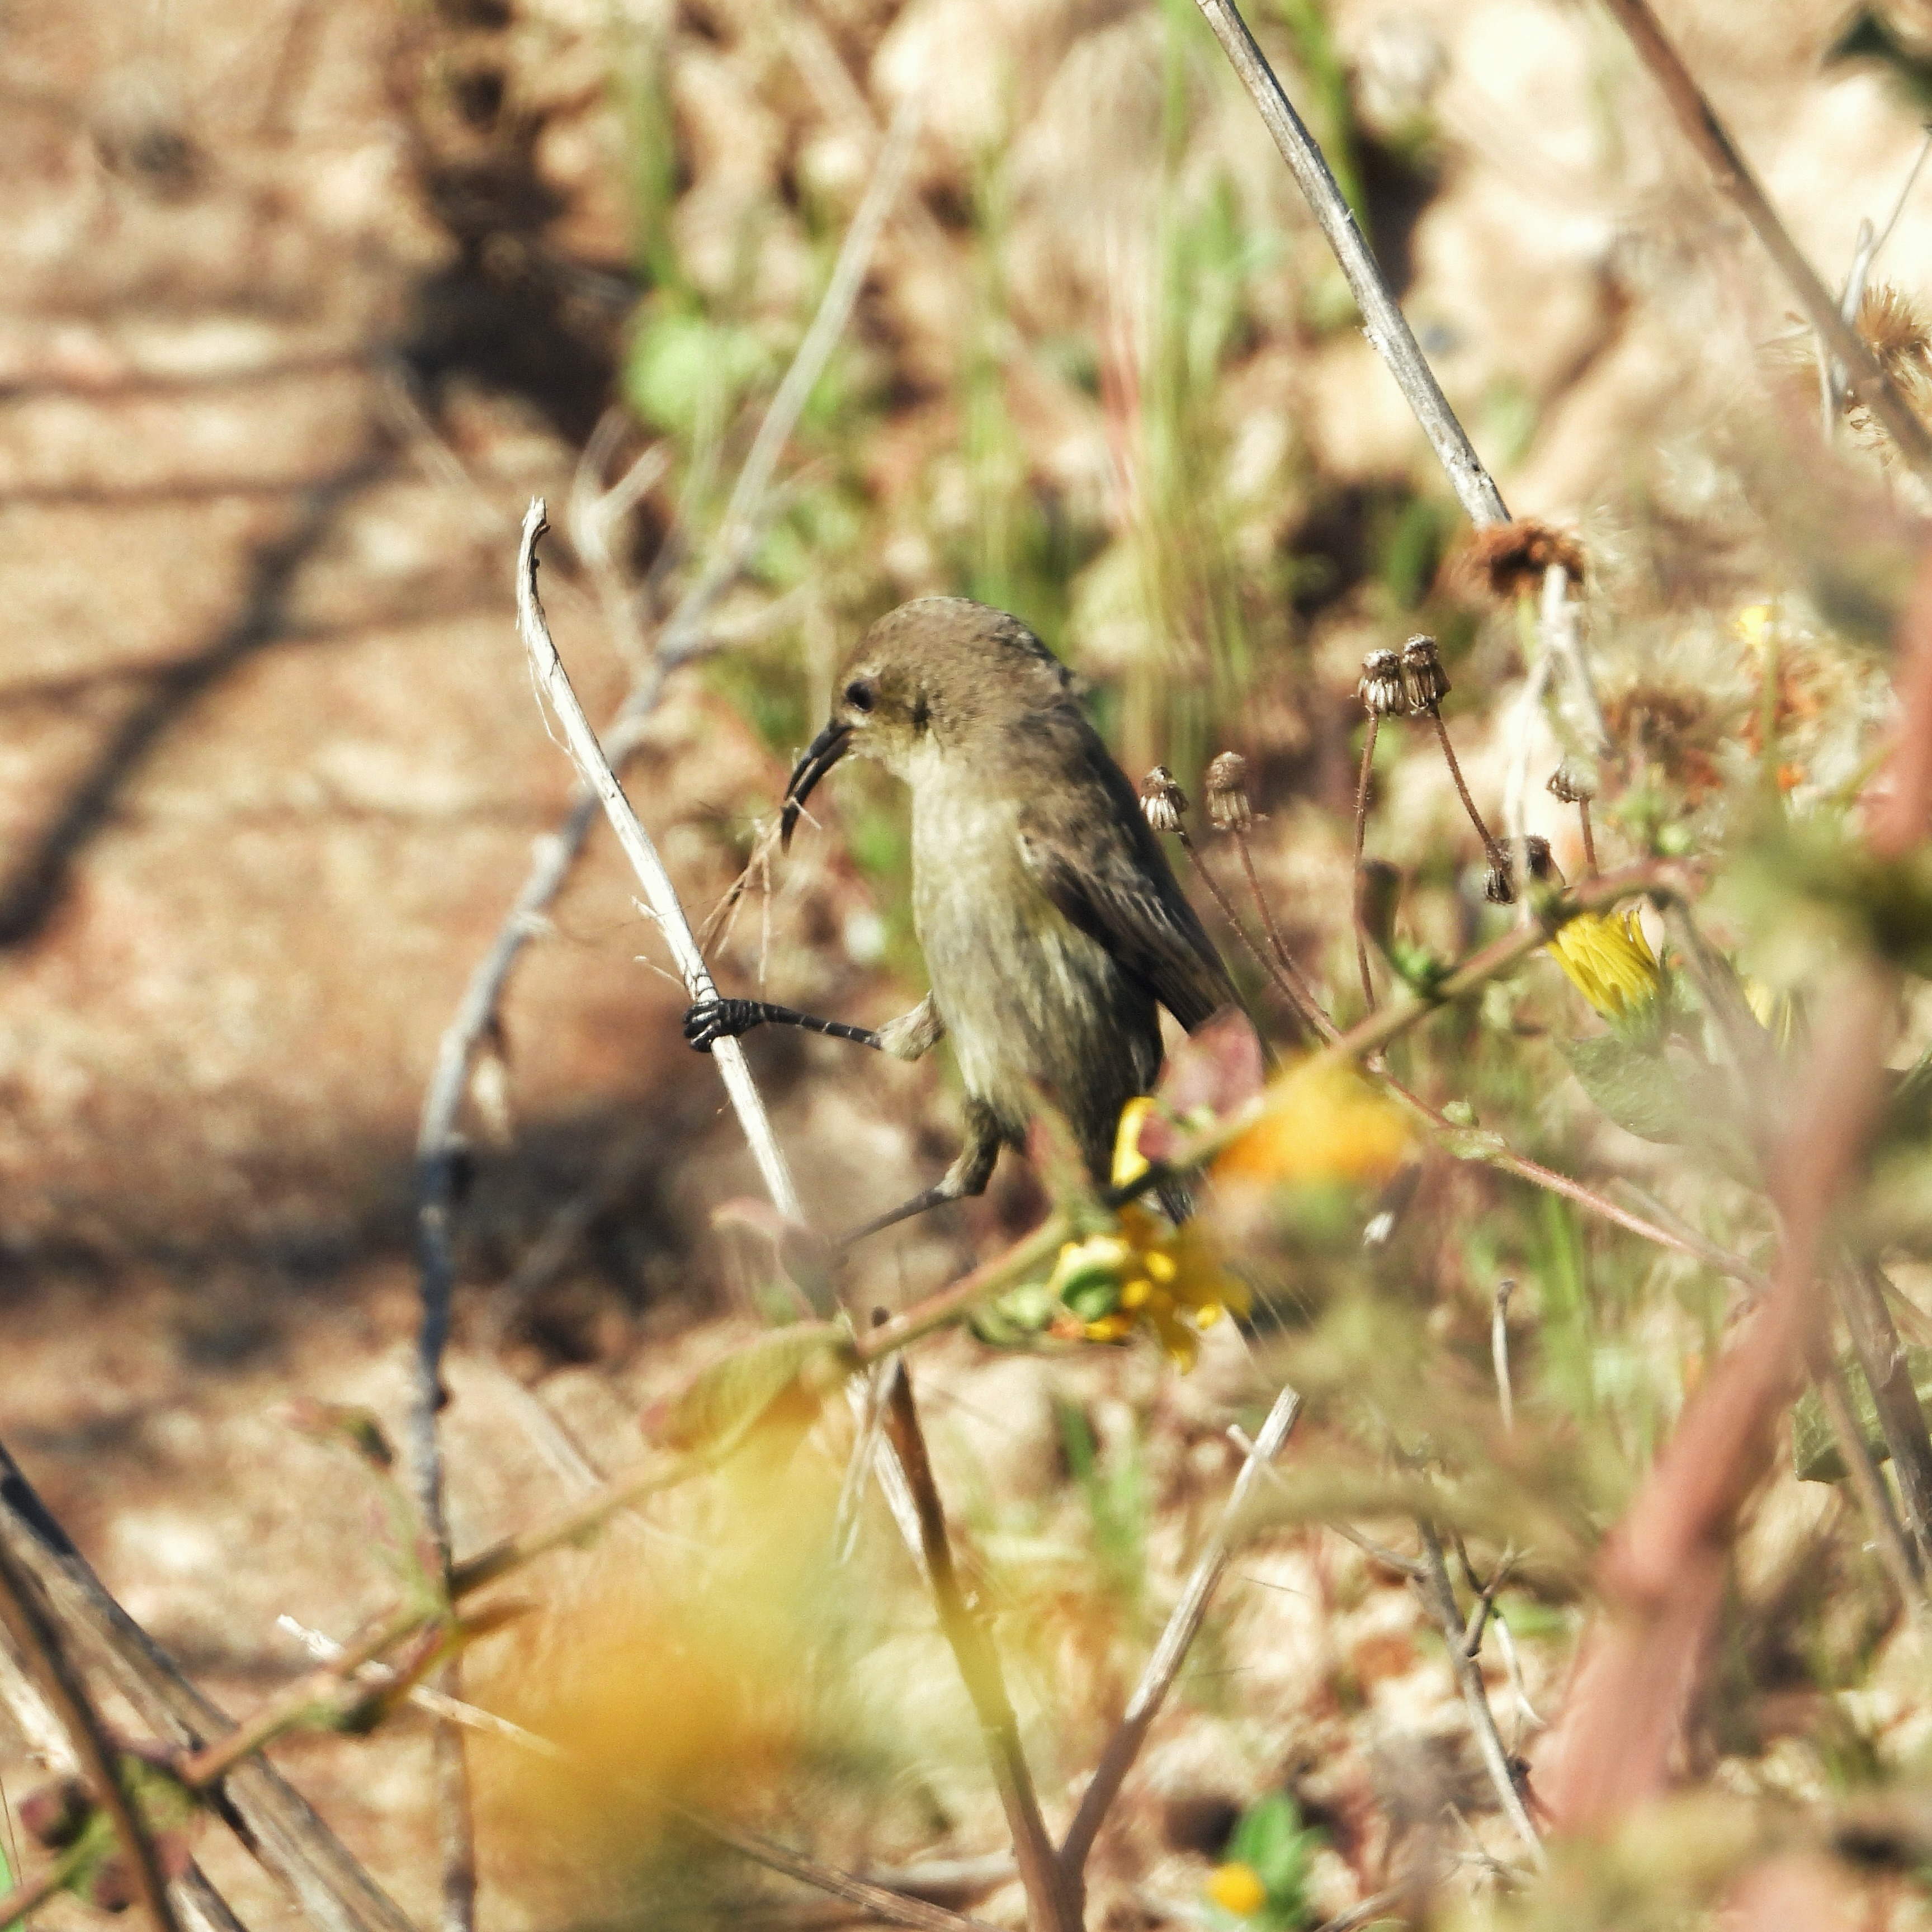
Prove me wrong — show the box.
[0,1532,184,1932]
[1804,1339,1924,1608]
[1577,799,1598,875]
[514,500,807,1232]
[1427,708,1505,870]
[881,1366,1080,1932]
[1598,0,1932,482]
[1835,1263,1932,1574]
[1413,1519,1543,1866]
[1230,826,1318,1012]
[1491,1280,1515,1434]
[1353,716,1378,1011]
[1381,1071,1770,1295]
[1060,1387,1302,1879]
[670,1808,1002,1932]
[1540,561,1610,755]
[1189,0,1508,526]
[1180,833,1319,1037]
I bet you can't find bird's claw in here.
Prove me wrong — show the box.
[683,998,758,1052]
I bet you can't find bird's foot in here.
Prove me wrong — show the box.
[682,998,762,1052]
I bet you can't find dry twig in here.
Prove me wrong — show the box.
[1411,1518,1542,1866]
[1059,1385,1302,1881]
[0,1529,184,1932]
[881,1363,1080,1932]
[1189,0,1508,526]
[1598,0,1932,483]
[0,1443,414,1932]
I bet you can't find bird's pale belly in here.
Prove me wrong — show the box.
[911,788,1158,1168]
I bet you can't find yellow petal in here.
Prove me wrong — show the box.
[1217,1061,1410,1187]
[1112,1097,1157,1188]
[1206,1863,1268,1917]
[1547,909,1662,1023]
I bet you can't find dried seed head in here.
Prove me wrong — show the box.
[1856,281,1932,391]
[1140,765,1188,834]
[1358,649,1405,717]
[1399,634,1450,714]
[1483,857,1517,905]
[1519,834,1557,885]
[1466,519,1588,601]
[1204,752,1253,832]
[1547,758,1599,805]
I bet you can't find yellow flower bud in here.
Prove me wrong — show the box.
[1547,908,1663,1024]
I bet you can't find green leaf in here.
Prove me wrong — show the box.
[1227,1792,1316,1920]
[651,1324,857,1457]
[1559,1034,1758,1182]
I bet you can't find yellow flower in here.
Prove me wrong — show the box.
[1044,1098,1249,1369]
[1216,1061,1409,1188]
[1547,908,1664,1024]
[1206,1862,1269,1917]
[1735,602,1773,653]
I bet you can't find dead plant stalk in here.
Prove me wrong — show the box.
[881,1363,1081,1932]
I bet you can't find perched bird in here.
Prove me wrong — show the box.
[684,597,1243,1243]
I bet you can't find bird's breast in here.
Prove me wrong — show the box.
[909,774,1158,1152]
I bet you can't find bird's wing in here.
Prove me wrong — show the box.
[1017,754,1236,1033]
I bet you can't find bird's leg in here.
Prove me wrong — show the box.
[684,991,943,1060]
[837,1102,1002,1248]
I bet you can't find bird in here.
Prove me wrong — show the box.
[683,596,1244,1244]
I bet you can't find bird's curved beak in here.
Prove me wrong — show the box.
[780,719,852,849]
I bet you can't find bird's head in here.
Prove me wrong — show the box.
[780,597,1076,847]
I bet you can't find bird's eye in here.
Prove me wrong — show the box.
[844,679,875,714]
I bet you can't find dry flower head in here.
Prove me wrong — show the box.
[1358,649,1405,717]
[1855,281,1932,393]
[1399,634,1450,713]
[1140,765,1188,834]
[1204,750,1253,832]
[1466,519,1588,601]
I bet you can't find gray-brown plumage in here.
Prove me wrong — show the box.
[684,596,1241,1241]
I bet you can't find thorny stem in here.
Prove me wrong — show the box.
[1598,0,1932,485]
[1059,1386,1303,1881]
[881,1364,1080,1932]
[1413,1519,1543,1865]
[0,1533,185,1932]
[670,1809,1002,1932]
[1353,716,1378,1010]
